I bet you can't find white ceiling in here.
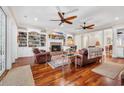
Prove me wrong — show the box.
[9,6,124,34]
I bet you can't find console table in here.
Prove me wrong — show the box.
[62,53,82,69]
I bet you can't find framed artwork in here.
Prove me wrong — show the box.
[67,36,74,46]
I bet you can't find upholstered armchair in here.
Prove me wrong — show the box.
[33,48,52,64]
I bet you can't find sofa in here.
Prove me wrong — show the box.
[33,48,52,64]
[76,48,103,66]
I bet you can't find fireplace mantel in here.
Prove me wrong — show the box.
[50,42,62,45]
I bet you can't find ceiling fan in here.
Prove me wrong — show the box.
[78,22,95,30]
[50,7,78,26]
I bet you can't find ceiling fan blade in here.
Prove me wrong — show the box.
[65,9,79,15]
[64,20,72,24]
[59,22,63,26]
[50,19,61,21]
[58,12,64,20]
[79,25,86,29]
[65,16,77,20]
[87,27,94,29]
[85,24,95,28]
[80,25,84,28]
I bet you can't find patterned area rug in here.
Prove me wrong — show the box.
[92,62,124,79]
[0,65,35,86]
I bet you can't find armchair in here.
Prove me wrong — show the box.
[33,48,52,64]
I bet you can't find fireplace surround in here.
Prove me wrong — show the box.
[50,42,63,55]
[51,45,61,52]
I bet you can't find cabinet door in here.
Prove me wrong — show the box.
[0,7,6,76]
[117,48,124,58]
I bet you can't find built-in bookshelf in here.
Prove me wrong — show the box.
[40,34,46,46]
[28,32,41,47]
[18,32,27,47]
[18,31,46,47]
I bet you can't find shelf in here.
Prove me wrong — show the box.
[18,31,46,47]
[40,34,46,46]
[18,32,27,47]
[28,32,41,47]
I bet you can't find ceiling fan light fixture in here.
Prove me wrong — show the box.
[24,16,27,20]
[60,24,64,27]
[34,17,38,21]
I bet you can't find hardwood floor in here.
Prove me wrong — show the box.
[13,56,124,86]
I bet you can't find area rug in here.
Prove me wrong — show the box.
[92,62,124,79]
[48,58,69,69]
[0,65,35,86]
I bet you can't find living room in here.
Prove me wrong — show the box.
[1,6,124,86]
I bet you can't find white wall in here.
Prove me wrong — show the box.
[88,31,104,47]
[74,34,82,50]
[75,33,89,49]
[75,31,104,50]
[11,20,18,63]
[82,34,89,48]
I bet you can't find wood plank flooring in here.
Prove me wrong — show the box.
[13,56,124,86]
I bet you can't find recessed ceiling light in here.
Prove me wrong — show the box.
[54,28,58,32]
[115,17,119,21]
[24,16,27,20]
[34,17,38,21]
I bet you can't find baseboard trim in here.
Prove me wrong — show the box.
[0,70,9,81]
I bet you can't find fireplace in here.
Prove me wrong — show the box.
[51,45,61,52]
[50,42,62,55]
